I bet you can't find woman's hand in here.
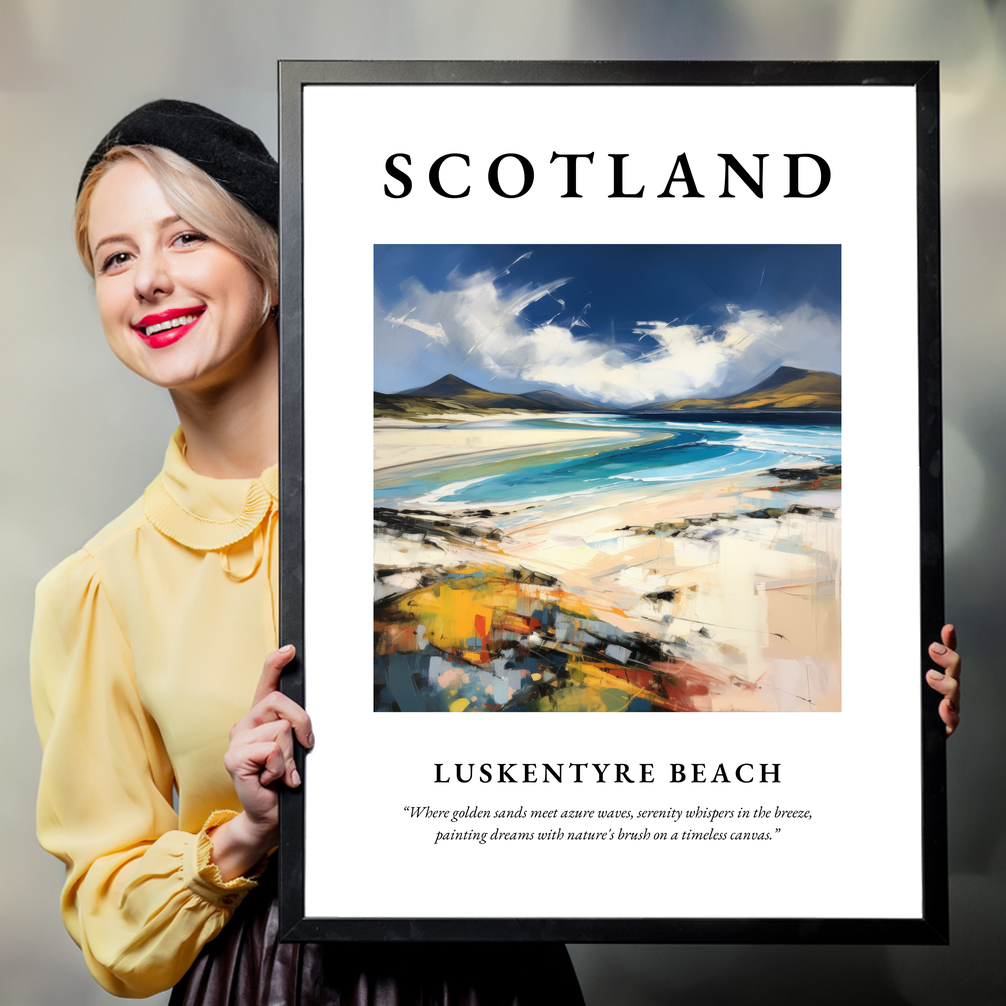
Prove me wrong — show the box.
[209,645,314,881]
[926,624,961,738]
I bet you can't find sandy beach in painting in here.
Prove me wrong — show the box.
[375,415,640,469]
[374,412,841,713]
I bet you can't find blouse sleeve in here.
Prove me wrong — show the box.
[31,549,262,998]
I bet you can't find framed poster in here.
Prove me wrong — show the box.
[277,61,946,943]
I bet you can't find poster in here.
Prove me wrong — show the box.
[279,62,945,942]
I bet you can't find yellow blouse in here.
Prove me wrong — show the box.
[31,428,279,998]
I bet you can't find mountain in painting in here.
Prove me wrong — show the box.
[376,374,610,417]
[633,367,841,413]
[375,367,840,417]
[378,374,546,414]
[400,374,485,397]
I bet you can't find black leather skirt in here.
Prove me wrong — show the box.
[169,869,585,1006]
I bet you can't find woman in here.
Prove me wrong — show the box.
[31,100,586,1003]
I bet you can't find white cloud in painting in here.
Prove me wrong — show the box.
[384,309,450,346]
[380,267,840,407]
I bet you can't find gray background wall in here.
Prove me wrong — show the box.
[1,2,1003,1003]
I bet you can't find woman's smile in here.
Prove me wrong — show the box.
[133,305,207,348]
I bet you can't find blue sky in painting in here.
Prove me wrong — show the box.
[374,244,841,407]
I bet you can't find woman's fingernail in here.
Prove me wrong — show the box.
[931,643,947,654]
[307,732,315,748]
[291,768,301,787]
[928,669,944,680]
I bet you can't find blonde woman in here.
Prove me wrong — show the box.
[32,100,585,1004]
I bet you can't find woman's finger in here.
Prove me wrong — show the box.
[252,644,296,707]
[244,690,313,749]
[941,623,957,653]
[257,742,287,787]
[233,719,301,788]
[939,697,961,737]
[925,669,959,704]
[926,667,960,737]
[231,690,313,750]
[928,640,961,681]
[224,739,287,787]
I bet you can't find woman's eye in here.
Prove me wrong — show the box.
[173,231,208,248]
[101,251,132,273]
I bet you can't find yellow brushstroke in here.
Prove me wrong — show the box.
[388,565,594,658]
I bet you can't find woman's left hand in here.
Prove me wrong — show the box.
[926,624,961,737]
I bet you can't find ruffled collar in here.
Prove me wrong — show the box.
[143,428,278,551]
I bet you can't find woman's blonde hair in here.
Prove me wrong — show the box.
[75,145,279,323]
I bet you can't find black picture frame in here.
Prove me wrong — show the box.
[277,60,945,944]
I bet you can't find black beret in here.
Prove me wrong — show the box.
[77,99,278,228]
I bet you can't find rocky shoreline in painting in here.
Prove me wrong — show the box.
[374,412,842,713]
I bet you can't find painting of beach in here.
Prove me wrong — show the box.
[374,245,841,712]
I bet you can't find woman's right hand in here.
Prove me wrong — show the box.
[926,624,961,737]
[209,645,314,881]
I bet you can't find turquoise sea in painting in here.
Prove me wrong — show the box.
[376,415,841,515]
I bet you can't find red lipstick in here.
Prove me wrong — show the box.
[132,306,206,349]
